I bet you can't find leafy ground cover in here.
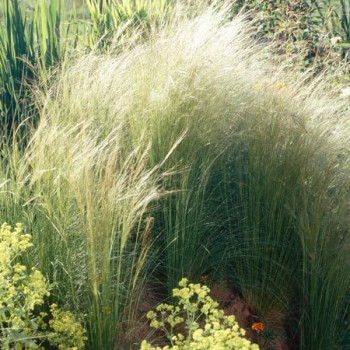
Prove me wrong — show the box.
[0,1,350,350]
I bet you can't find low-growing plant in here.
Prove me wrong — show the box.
[232,0,350,79]
[0,222,87,350]
[141,278,259,350]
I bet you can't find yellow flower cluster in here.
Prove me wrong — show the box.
[0,222,87,350]
[141,278,259,350]
[48,303,87,350]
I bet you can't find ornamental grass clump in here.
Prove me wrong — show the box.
[0,222,86,350]
[141,278,259,350]
[2,1,350,349]
[21,124,164,349]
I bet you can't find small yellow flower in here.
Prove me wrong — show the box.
[192,329,203,340]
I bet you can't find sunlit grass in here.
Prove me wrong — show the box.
[0,1,349,349]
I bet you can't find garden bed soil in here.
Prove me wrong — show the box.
[118,280,289,350]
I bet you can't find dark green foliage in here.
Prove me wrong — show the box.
[0,0,35,135]
[0,0,67,139]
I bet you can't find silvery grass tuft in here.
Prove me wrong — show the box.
[20,120,172,349]
[32,2,350,348]
[0,1,349,349]
[44,0,269,285]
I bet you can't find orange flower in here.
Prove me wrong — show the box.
[199,275,209,281]
[251,322,265,331]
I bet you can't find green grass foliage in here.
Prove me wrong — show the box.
[86,0,173,49]
[0,0,70,137]
[0,1,349,350]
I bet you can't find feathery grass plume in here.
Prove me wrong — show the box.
[35,1,350,348]
[40,1,260,290]
[1,1,349,349]
[21,115,170,348]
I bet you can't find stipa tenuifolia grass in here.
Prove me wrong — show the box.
[1,2,349,349]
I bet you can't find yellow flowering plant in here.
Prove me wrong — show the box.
[0,222,87,350]
[140,278,259,350]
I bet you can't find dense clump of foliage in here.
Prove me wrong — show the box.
[0,1,349,349]
[233,0,350,78]
[0,222,86,349]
